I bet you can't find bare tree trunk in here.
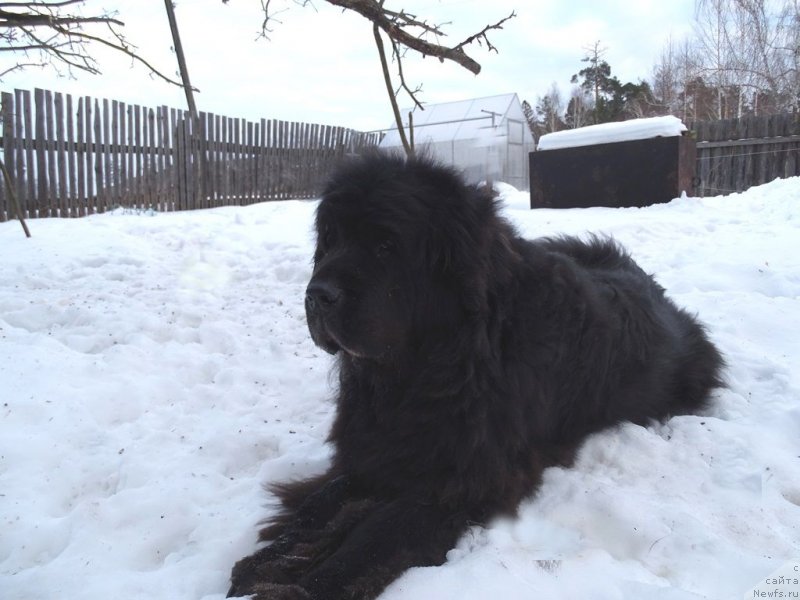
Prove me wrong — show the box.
[373,23,413,157]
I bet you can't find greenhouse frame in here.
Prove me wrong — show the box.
[379,93,535,190]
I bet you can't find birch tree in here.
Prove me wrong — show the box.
[652,0,800,117]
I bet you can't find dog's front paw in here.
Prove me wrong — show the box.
[229,582,311,600]
[228,546,302,597]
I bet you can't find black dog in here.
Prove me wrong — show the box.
[228,152,724,599]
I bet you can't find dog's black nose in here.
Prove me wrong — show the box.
[306,280,341,313]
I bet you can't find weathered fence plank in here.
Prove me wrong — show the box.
[147,108,157,209]
[76,98,85,216]
[66,94,76,212]
[84,96,94,217]
[118,101,127,208]
[13,89,25,217]
[93,99,104,213]
[22,90,34,211]
[268,119,276,200]
[33,89,47,215]
[246,119,254,205]
[1,92,12,221]
[111,100,120,210]
[55,92,67,216]
[126,104,134,208]
[45,90,57,215]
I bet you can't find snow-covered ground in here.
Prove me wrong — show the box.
[1,178,799,600]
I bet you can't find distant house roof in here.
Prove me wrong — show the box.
[380,93,524,147]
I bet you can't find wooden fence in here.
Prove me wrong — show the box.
[0,88,381,221]
[692,113,800,197]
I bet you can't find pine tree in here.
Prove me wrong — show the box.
[521,100,537,139]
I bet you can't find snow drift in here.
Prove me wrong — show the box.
[1,177,798,600]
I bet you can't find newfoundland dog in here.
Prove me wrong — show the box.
[228,151,724,600]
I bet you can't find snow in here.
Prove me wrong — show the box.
[2,177,799,600]
[537,116,688,150]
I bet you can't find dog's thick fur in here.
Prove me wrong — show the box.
[228,152,724,600]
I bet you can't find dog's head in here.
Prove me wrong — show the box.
[305,152,514,363]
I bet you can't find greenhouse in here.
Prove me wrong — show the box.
[379,93,535,190]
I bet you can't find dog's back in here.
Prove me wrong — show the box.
[512,234,724,444]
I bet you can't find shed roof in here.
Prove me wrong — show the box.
[537,116,688,151]
[380,93,522,147]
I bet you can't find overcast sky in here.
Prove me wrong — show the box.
[1,0,696,132]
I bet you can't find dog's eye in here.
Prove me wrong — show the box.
[376,239,396,258]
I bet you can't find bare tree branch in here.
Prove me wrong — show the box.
[374,22,412,156]
[0,59,43,77]
[389,36,423,110]
[325,0,479,74]
[0,1,191,90]
[249,0,515,75]
[0,14,125,28]
[453,11,516,55]
[0,1,84,7]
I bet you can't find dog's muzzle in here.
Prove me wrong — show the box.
[305,279,343,355]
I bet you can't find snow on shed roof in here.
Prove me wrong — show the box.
[537,115,687,151]
[380,93,522,147]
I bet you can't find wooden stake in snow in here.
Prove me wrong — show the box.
[0,158,31,238]
[164,0,198,119]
